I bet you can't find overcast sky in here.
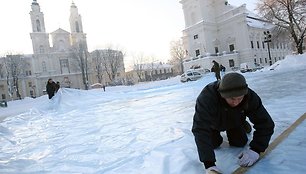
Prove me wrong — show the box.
[0,0,256,63]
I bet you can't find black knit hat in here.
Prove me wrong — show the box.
[218,72,248,98]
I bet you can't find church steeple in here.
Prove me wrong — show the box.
[30,0,46,32]
[69,1,83,33]
[69,1,87,49]
[29,0,50,54]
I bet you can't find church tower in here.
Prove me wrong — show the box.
[29,0,50,54]
[180,0,233,57]
[69,1,87,50]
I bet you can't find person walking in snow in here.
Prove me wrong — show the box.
[46,78,56,99]
[192,72,274,174]
[211,60,221,80]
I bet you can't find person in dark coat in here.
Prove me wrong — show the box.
[211,60,221,80]
[192,72,274,173]
[55,81,60,92]
[46,78,56,99]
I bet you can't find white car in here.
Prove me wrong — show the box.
[180,71,203,82]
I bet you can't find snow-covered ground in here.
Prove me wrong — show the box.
[0,54,306,174]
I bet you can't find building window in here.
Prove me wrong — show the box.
[229,44,235,52]
[28,82,32,87]
[254,58,257,64]
[260,58,263,64]
[215,47,219,54]
[265,58,268,63]
[75,21,80,33]
[42,61,47,72]
[257,41,260,49]
[30,91,34,97]
[1,94,5,100]
[25,70,32,76]
[195,49,200,57]
[194,34,198,39]
[229,59,235,67]
[251,41,254,48]
[36,19,41,32]
[39,45,44,53]
[60,59,69,68]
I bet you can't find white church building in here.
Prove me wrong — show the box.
[179,0,292,72]
[0,0,126,100]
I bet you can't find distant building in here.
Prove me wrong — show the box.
[126,62,174,84]
[0,0,125,101]
[179,0,292,72]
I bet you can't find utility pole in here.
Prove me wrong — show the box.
[264,31,272,65]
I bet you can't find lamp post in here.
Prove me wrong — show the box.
[263,31,272,65]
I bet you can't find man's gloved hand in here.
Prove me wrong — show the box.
[238,149,259,167]
[206,166,223,174]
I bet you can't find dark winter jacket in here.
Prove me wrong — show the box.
[192,81,274,163]
[46,81,56,99]
[211,61,220,73]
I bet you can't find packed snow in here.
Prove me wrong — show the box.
[1,54,306,174]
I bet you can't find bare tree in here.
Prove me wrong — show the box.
[100,46,125,84]
[169,39,186,74]
[4,54,27,100]
[132,52,146,82]
[146,55,160,81]
[70,42,90,90]
[91,50,105,84]
[256,0,306,54]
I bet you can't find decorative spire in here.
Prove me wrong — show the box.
[32,0,39,5]
[71,0,76,8]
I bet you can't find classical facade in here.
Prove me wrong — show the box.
[179,0,292,72]
[0,0,126,101]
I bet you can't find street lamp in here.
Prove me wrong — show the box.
[263,31,272,65]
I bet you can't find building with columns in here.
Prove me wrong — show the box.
[179,0,292,72]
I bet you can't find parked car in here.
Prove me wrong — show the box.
[180,71,203,82]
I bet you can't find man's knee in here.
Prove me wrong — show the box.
[229,136,248,147]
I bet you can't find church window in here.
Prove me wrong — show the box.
[42,61,47,72]
[229,44,235,52]
[36,19,41,32]
[215,47,219,54]
[194,34,198,39]
[250,41,254,48]
[262,41,265,49]
[39,45,44,53]
[75,21,80,32]
[60,59,69,68]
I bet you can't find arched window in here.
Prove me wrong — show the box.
[75,21,80,32]
[39,45,44,53]
[36,19,41,32]
[42,61,47,72]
